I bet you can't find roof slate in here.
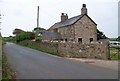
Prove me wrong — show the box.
[49,15,82,29]
[49,14,97,30]
[42,31,61,40]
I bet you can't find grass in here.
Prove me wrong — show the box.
[109,38,117,41]
[1,38,15,81]
[17,40,63,57]
[2,52,13,80]
[110,47,120,60]
[9,39,120,60]
[28,45,61,56]
[18,40,120,60]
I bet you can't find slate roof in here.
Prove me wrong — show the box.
[42,31,61,40]
[49,14,97,29]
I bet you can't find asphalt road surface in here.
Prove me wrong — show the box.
[3,42,118,79]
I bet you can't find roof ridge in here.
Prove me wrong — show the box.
[49,15,82,29]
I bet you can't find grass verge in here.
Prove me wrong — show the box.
[2,51,14,80]
[110,47,120,60]
[17,40,63,57]
[15,40,120,60]
[27,45,62,57]
[1,38,15,81]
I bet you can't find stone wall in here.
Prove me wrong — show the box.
[28,41,58,54]
[58,41,110,60]
[28,39,110,60]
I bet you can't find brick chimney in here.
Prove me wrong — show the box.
[81,4,87,15]
[61,13,68,22]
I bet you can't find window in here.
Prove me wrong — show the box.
[90,38,93,43]
[78,38,82,43]
[54,28,58,32]
[61,39,63,41]
[65,39,67,42]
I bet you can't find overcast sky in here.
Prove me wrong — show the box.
[0,0,119,38]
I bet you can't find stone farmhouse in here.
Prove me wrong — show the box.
[41,4,110,60]
[45,4,97,44]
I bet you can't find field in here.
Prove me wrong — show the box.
[110,47,120,60]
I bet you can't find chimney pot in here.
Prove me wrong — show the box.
[83,4,86,7]
[62,13,64,15]
[81,4,87,15]
[61,13,68,22]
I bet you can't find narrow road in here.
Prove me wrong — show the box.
[3,42,118,79]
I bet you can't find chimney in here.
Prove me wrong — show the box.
[61,13,68,22]
[81,4,87,15]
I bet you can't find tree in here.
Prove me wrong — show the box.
[13,28,24,35]
[16,32,35,42]
[97,29,107,40]
[33,27,46,37]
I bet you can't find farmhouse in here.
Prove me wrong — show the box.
[47,4,97,44]
[41,4,110,60]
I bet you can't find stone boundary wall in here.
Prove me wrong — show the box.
[28,40,110,60]
[28,41,58,54]
[58,42,110,60]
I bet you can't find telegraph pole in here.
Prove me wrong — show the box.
[0,13,3,38]
[36,6,40,37]
[0,13,1,30]
[37,6,39,28]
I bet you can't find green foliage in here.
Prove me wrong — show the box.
[28,45,61,57]
[3,37,16,43]
[97,29,107,40]
[16,32,35,42]
[18,40,28,46]
[17,40,61,57]
[2,51,13,80]
[35,37,43,42]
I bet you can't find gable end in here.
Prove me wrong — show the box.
[73,14,97,26]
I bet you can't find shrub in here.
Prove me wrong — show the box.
[35,37,43,42]
[18,40,28,46]
[97,29,107,40]
[16,32,35,42]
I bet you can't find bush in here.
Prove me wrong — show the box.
[97,29,107,40]
[18,40,29,46]
[16,32,35,42]
[35,37,43,42]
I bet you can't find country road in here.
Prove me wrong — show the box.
[3,42,118,79]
